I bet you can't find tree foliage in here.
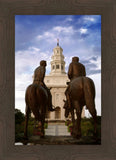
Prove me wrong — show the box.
[66,116,101,137]
[15,109,25,124]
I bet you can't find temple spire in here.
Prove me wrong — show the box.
[57,38,59,46]
[50,40,66,75]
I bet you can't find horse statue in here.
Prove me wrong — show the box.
[24,83,51,139]
[63,76,97,139]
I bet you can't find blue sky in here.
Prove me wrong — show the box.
[15,15,101,117]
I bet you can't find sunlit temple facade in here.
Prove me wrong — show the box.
[44,40,85,121]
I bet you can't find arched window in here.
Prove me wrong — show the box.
[56,64,59,69]
[52,65,55,70]
[61,65,63,70]
[55,106,61,119]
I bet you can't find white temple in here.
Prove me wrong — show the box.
[44,39,85,121]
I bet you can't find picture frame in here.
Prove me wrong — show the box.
[0,0,116,159]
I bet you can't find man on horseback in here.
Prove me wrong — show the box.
[68,57,86,80]
[65,56,86,109]
[33,60,55,111]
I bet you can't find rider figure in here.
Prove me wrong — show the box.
[65,57,86,109]
[33,60,55,111]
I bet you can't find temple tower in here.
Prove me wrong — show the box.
[50,39,66,75]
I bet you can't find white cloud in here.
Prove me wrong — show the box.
[35,25,77,47]
[65,17,73,22]
[84,73,101,117]
[53,26,74,34]
[16,73,32,90]
[89,56,101,70]
[16,46,50,71]
[15,46,52,112]
[88,73,101,116]
[36,35,43,40]
[15,96,25,113]
[80,28,88,34]
[44,31,54,37]
[84,16,95,22]
[76,15,100,32]
[15,46,52,91]
[37,31,55,41]
[83,15,101,24]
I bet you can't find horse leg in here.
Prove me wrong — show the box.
[87,101,97,135]
[39,106,46,138]
[71,109,75,124]
[75,107,82,138]
[40,119,45,138]
[40,113,45,138]
[73,101,82,139]
[32,109,41,121]
[24,105,30,140]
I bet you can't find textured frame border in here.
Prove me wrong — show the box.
[0,0,116,160]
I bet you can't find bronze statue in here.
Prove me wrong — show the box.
[24,60,54,139]
[65,57,86,109]
[63,76,97,139]
[24,83,48,139]
[68,57,86,80]
[33,60,55,111]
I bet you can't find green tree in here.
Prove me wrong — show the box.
[15,109,25,124]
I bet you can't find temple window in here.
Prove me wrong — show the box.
[55,107,61,119]
[61,65,63,70]
[56,64,59,69]
[52,65,55,69]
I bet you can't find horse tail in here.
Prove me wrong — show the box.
[83,77,96,112]
[83,77,97,133]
